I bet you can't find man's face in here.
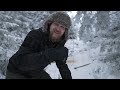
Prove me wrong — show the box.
[49,22,66,42]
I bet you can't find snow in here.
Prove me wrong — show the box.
[45,39,118,79]
[67,11,77,19]
[44,39,98,79]
[0,71,5,79]
[0,11,119,79]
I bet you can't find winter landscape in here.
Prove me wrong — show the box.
[0,11,120,79]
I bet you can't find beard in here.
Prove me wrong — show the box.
[49,32,62,42]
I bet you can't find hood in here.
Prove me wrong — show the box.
[42,12,72,41]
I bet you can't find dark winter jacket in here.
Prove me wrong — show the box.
[7,28,72,79]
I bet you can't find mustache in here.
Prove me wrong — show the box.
[53,29,61,33]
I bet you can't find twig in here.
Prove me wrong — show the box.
[74,63,91,69]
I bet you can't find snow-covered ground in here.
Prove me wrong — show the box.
[45,39,95,79]
[0,11,119,79]
[0,37,117,79]
[45,39,116,79]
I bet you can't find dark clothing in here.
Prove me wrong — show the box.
[6,70,52,79]
[7,28,72,79]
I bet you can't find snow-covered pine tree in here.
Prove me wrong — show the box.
[0,11,56,77]
[79,11,96,43]
[99,11,120,78]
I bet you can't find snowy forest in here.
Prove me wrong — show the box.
[0,11,120,79]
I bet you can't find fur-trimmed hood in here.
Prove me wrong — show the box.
[42,12,72,41]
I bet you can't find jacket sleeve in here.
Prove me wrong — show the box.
[14,30,51,72]
[56,60,72,79]
[21,29,42,52]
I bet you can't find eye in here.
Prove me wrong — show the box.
[60,26,65,30]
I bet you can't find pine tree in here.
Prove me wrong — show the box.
[0,11,55,77]
[78,11,96,43]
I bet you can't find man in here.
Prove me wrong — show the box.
[6,12,72,79]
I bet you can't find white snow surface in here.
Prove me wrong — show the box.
[45,39,114,79]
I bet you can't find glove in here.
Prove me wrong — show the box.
[44,47,68,63]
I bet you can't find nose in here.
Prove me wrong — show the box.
[56,25,61,31]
